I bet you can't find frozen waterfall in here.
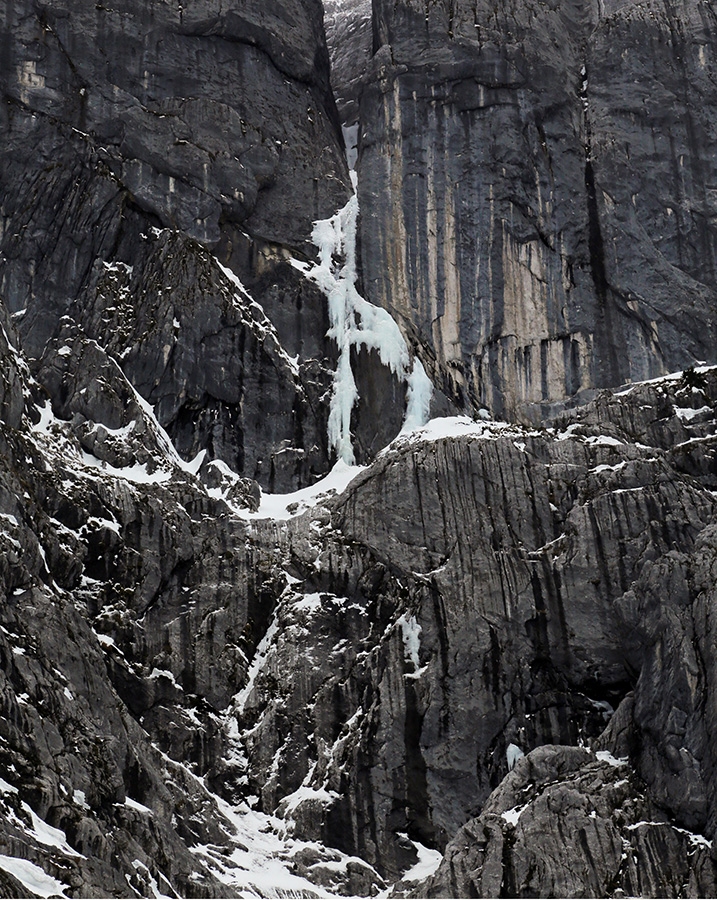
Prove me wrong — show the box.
[293,172,433,464]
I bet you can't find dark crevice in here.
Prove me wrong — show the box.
[404,681,435,848]
[584,155,608,307]
[582,69,622,387]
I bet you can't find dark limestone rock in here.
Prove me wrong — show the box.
[2,0,717,896]
[2,0,348,249]
[0,305,26,431]
[355,0,717,422]
[0,2,425,490]
[66,229,338,491]
[0,0,356,493]
[416,744,717,898]
[324,0,373,126]
[2,288,717,896]
[0,288,331,895]
[219,366,717,890]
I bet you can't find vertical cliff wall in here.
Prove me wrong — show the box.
[0,0,361,491]
[2,1,717,898]
[353,0,717,421]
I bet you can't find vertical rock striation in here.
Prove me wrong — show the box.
[1,0,717,896]
[227,367,717,892]
[0,0,356,490]
[353,0,717,421]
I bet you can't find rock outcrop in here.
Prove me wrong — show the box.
[352,0,717,421]
[417,743,717,898]
[2,281,717,894]
[1,0,384,492]
[0,293,390,897]
[2,0,717,897]
[232,365,717,887]
[324,0,372,126]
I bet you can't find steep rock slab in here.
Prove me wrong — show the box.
[415,744,717,898]
[0,0,354,491]
[0,294,377,897]
[1,0,347,251]
[324,0,373,126]
[357,0,717,421]
[227,368,717,888]
[0,305,242,897]
[63,231,337,491]
[3,258,717,896]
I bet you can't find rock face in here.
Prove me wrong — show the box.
[1,0,412,491]
[418,743,717,898]
[353,0,717,421]
[324,0,372,126]
[4,0,347,252]
[2,0,717,898]
[246,365,717,885]
[2,280,717,895]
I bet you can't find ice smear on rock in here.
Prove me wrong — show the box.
[398,613,428,679]
[292,174,432,463]
[506,743,525,770]
[403,357,433,433]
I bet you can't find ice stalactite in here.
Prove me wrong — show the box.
[293,172,433,463]
[403,357,433,433]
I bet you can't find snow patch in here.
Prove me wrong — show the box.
[595,750,628,768]
[80,452,172,485]
[292,593,323,613]
[31,400,54,435]
[123,797,154,816]
[192,796,336,898]
[397,834,442,883]
[148,668,180,687]
[0,778,17,795]
[85,515,121,535]
[21,802,83,857]
[95,633,117,649]
[590,461,627,474]
[502,804,529,827]
[154,744,362,898]
[237,460,364,521]
[584,435,623,447]
[280,782,340,818]
[674,405,711,422]
[0,856,69,898]
[389,415,537,449]
[72,789,88,810]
